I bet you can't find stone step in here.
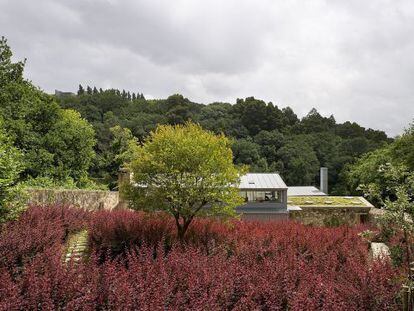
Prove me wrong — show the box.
[63,229,89,264]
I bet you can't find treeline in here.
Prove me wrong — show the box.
[58,85,391,193]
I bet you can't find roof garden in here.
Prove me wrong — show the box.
[287,196,372,207]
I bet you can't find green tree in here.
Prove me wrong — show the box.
[233,97,285,135]
[392,123,414,171]
[125,122,245,239]
[77,84,85,95]
[232,138,268,171]
[0,37,97,187]
[359,164,414,306]
[276,138,320,185]
[102,125,137,188]
[254,130,285,164]
[43,109,96,184]
[0,121,25,223]
[164,94,201,125]
[345,146,394,203]
[299,108,336,134]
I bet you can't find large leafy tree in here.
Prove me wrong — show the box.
[125,122,245,239]
[392,123,414,171]
[0,37,96,187]
[0,120,25,223]
[346,122,413,203]
[43,109,96,184]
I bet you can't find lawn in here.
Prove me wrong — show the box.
[0,205,402,310]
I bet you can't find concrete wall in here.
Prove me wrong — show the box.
[27,189,119,211]
[289,206,371,226]
[241,212,289,221]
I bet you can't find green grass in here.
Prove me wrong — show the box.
[287,196,367,206]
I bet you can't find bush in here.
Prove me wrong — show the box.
[0,206,404,310]
[0,205,89,272]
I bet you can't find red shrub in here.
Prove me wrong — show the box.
[0,205,89,272]
[0,206,403,310]
[88,210,176,259]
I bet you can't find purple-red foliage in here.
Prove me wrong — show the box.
[0,207,403,310]
[88,210,175,258]
[0,205,89,272]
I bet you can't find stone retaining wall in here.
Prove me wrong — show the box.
[27,189,119,211]
[289,206,371,226]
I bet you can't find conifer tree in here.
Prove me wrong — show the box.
[77,84,85,95]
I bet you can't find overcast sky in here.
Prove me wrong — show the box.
[1,0,414,136]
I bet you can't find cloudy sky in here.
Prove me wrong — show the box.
[1,0,414,136]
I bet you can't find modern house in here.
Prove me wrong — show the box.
[236,168,373,224]
[236,173,289,220]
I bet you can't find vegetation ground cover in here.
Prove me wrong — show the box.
[0,205,403,310]
[288,196,367,206]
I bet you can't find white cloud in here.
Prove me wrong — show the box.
[1,0,414,136]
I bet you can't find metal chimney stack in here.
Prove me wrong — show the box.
[320,167,328,194]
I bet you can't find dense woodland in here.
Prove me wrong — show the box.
[58,86,391,193]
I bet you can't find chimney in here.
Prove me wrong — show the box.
[320,167,328,194]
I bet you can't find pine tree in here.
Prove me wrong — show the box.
[77,84,85,95]
[86,86,92,94]
[93,86,98,94]
[132,93,136,100]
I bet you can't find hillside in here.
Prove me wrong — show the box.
[58,88,390,193]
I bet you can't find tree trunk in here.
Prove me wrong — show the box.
[175,215,193,241]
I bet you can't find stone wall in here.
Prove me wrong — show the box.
[289,206,371,226]
[27,189,119,211]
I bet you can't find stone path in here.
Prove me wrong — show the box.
[64,230,89,264]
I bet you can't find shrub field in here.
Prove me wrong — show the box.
[0,206,403,310]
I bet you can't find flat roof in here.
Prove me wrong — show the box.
[287,196,373,208]
[287,186,326,196]
[239,173,287,190]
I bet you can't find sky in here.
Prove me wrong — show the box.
[1,0,414,137]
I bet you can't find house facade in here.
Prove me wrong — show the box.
[236,173,289,220]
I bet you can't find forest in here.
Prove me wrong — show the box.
[58,86,391,193]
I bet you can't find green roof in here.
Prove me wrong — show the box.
[287,196,372,207]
